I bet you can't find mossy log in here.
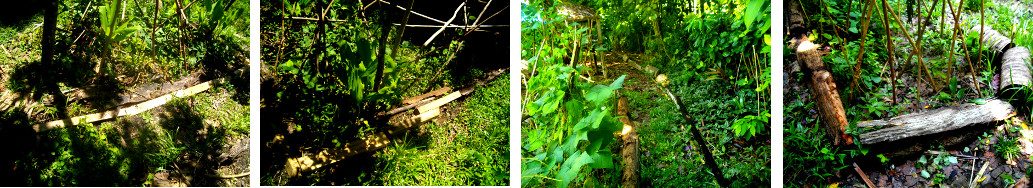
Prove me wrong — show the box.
[999,47,1032,99]
[857,99,1015,144]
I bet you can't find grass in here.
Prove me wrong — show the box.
[635,71,771,187]
[3,84,249,186]
[375,73,510,186]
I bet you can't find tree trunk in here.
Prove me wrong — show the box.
[43,0,67,119]
[857,99,1015,144]
[374,2,389,91]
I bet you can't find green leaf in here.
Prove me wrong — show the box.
[920,170,931,178]
[743,0,767,27]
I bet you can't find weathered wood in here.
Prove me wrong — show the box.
[378,96,436,118]
[857,99,1015,144]
[970,25,1014,53]
[999,47,1032,99]
[402,86,451,105]
[284,108,439,177]
[34,78,220,132]
[417,91,461,114]
[617,96,639,188]
[795,36,853,146]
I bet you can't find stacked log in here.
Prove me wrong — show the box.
[795,38,854,146]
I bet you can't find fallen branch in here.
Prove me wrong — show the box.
[970,25,1014,53]
[857,99,1015,144]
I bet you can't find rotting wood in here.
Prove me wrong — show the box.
[999,47,1032,99]
[418,91,461,114]
[33,78,222,132]
[857,99,1015,144]
[970,25,1014,53]
[402,86,451,105]
[617,96,639,188]
[284,108,440,177]
[794,35,853,146]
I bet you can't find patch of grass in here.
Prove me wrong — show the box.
[375,74,509,186]
[638,73,770,187]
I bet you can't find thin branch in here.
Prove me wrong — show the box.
[423,2,465,46]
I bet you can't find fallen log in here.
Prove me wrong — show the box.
[999,47,1032,99]
[33,78,223,132]
[857,99,1015,144]
[970,25,1014,53]
[617,96,638,188]
[795,36,854,146]
[284,108,440,177]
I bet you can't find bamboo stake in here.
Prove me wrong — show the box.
[881,0,897,105]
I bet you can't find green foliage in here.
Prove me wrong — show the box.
[522,65,625,187]
[377,74,510,186]
[97,1,140,45]
[732,111,769,140]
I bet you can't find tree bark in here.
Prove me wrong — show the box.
[999,47,1032,99]
[617,96,638,188]
[857,99,1015,144]
[970,25,1014,54]
[42,0,67,119]
[373,1,389,91]
[795,36,854,146]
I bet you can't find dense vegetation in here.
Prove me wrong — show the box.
[784,0,1033,186]
[521,0,770,187]
[260,0,509,185]
[0,0,249,186]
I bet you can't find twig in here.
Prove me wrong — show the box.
[853,162,877,188]
[423,2,465,46]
